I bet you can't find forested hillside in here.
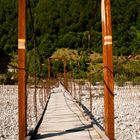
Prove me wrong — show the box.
[0,0,140,56]
[0,0,140,84]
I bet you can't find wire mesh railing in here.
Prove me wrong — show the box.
[66,55,140,140]
[26,80,49,134]
[26,56,51,137]
[67,70,105,130]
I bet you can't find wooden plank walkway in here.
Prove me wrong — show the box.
[35,84,104,140]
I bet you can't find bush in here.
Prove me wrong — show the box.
[92,72,103,85]
[132,76,140,85]
[115,74,128,86]
[0,72,17,85]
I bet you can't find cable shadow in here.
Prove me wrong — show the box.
[64,87,104,131]
[27,95,51,140]
[63,91,87,126]
[78,102,105,131]
[63,91,94,140]
[35,124,92,139]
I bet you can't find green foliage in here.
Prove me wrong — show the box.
[26,49,42,78]
[0,48,12,74]
[123,61,140,80]
[115,74,128,86]
[132,76,140,85]
[58,32,82,49]
[0,0,17,53]
[51,60,64,77]
[92,72,103,85]
[79,55,89,72]
[1,0,140,56]
[112,0,140,55]
[0,72,17,85]
[114,60,140,86]
[38,35,55,59]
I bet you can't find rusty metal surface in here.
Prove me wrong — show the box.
[18,0,26,140]
[48,58,51,96]
[64,60,68,90]
[89,74,92,113]
[101,0,114,139]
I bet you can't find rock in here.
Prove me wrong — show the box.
[1,85,140,140]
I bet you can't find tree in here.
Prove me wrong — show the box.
[0,48,12,74]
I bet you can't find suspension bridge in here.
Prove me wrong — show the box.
[18,0,118,139]
[32,82,107,140]
[23,56,113,140]
[0,0,139,140]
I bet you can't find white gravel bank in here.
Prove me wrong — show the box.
[0,84,140,140]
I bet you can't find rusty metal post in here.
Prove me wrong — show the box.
[89,74,92,113]
[48,58,51,95]
[88,32,92,112]
[101,0,114,139]
[34,44,37,121]
[34,81,37,122]
[18,0,26,139]
[46,68,48,98]
[64,60,67,90]
[72,71,74,98]
[78,61,81,104]
[71,72,73,95]
[73,72,76,99]
[44,82,47,103]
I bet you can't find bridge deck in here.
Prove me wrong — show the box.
[35,84,104,140]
